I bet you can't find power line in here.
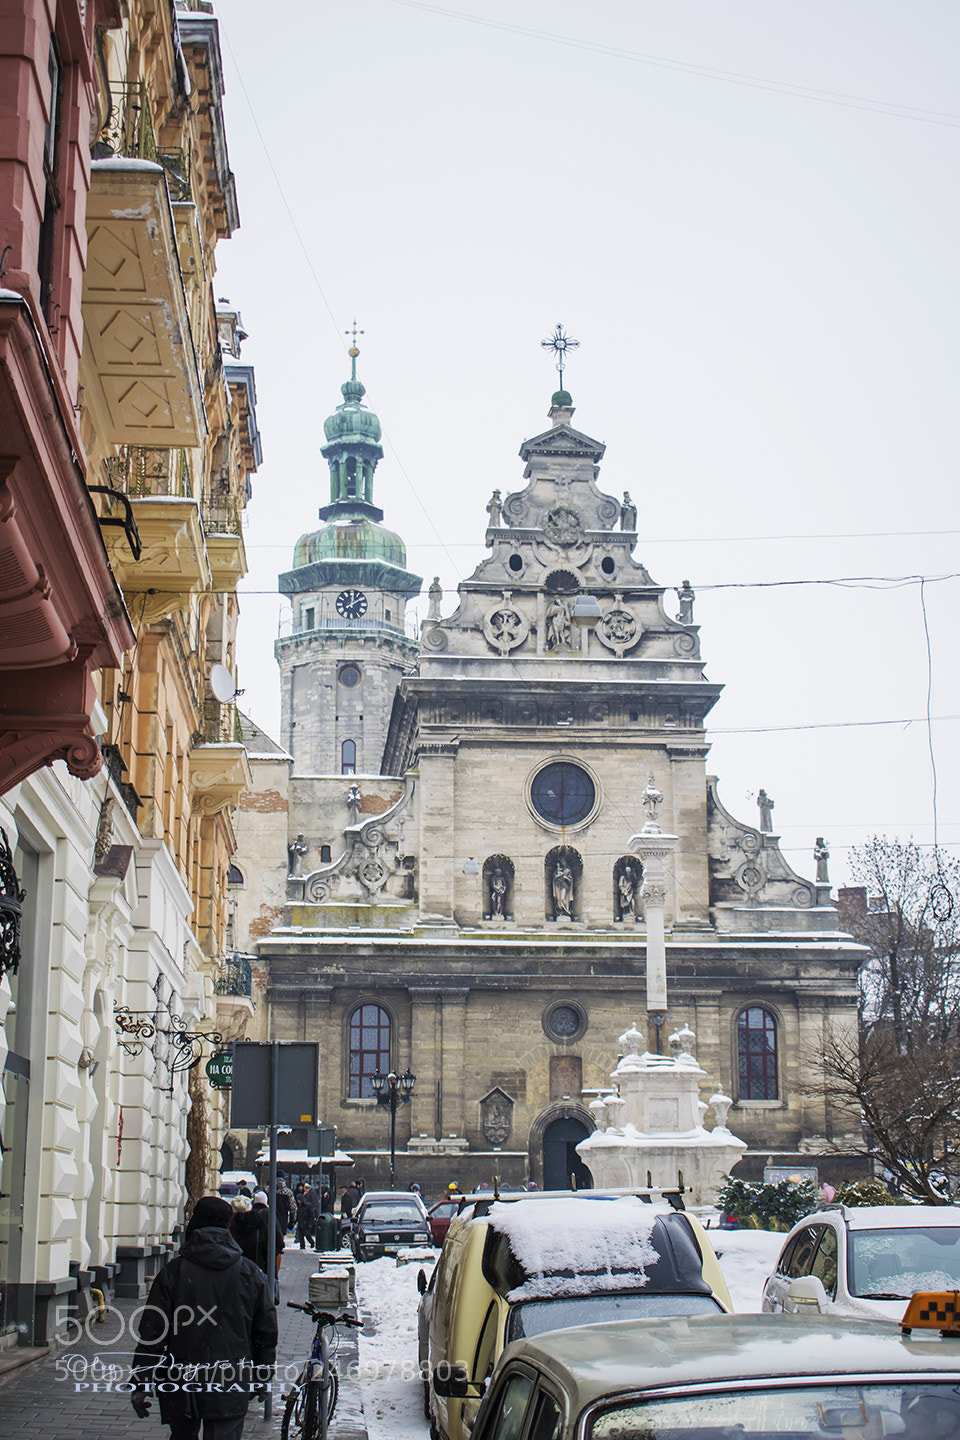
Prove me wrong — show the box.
[384,0,960,129]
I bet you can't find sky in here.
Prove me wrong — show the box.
[212,0,960,889]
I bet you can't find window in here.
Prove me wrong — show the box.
[348,1004,390,1098]
[320,845,331,864]
[530,762,596,827]
[339,665,361,688]
[227,864,244,886]
[304,607,315,630]
[38,37,63,323]
[737,1006,779,1099]
[341,739,356,774]
[542,1002,587,1043]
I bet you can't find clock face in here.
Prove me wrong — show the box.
[336,589,367,619]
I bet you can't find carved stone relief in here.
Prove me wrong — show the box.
[480,1086,514,1145]
[483,598,529,655]
[595,602,641,658]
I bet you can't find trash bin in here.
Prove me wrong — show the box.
[315,1212,338,1252]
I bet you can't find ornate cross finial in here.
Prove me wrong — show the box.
[541,323,580,392]
[345,319,364,355]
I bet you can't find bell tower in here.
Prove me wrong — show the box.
[276,343,421,774]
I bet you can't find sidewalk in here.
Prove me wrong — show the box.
[0,1243,367,1440]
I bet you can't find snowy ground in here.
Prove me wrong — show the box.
[354,1228,785,1440]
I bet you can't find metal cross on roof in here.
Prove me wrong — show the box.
[541,323,580,391]
[345,319,364,353]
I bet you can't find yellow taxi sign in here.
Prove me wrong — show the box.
[901,1291,960,1335]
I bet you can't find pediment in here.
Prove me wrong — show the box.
[519,424,606,461]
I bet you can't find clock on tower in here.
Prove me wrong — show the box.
[336,589,367,619]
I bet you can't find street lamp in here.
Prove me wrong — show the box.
[371,1068,416,1189]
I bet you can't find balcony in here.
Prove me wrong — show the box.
[188,743,251,819]
[214,953,252,999]
[98,447,209,624]
[201,491,247,592]
[82,84,205,448]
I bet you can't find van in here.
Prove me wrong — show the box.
[417,1192,733,1440]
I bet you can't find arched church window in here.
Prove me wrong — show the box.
[737,1006,779,1100]
[349,1004,391,1098]
[227,864,244,886]
[341,739,356,775]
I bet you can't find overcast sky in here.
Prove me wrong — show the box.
[213,0,960,888]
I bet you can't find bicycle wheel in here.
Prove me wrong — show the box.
[281,1378,321,1440]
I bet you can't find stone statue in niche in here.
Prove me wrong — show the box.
[489,866,507,916]
[620,491,637,531]
[814,837,830,883]
[552,857,574,918]
[427,576,442,620]
[287,834,308,876]
[486,490,502,526]
[617,861,641,921]
[544,596,573,650]
[676,579,695,624]
[757,789,775,832]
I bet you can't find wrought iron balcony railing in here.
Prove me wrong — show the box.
[214,953,252,999]
[106,447,194,500]
[201,494,243,537]
[93,81,193,203]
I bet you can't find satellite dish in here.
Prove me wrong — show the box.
[210,664,236,703]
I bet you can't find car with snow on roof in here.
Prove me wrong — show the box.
[418,1192,733,1440]
[443,1298,960,1440]
[349,1188,430,1260]
[761,1203,960,1322]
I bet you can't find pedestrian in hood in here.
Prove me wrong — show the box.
[132,1194,278,1439]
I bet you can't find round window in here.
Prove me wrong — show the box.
[339,665,361,688]
[531,762,596,827]
[542,1002,587,1042]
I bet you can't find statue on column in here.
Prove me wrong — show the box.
[287,834,308,876]
[641,773,663,832]
[814,837,830,884]
[676,579,695,625]
[552,857,574,918]
[757,789,775,832]
[620,491,637,531]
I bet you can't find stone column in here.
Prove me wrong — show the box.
[439,989,470,1140]
[408,987,441,1139]
[418,741,459,920]
[630,774,678,1053]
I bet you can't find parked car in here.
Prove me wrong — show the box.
[418,1192,733,1440]
[350,1189,430,1261]
[761,1203,960,1321]
[428,1197,461,1247]
[448,1306,960,1440]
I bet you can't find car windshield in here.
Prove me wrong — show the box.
[849,1226,960,1298]
[360,1202,423,1224]
[506,1292,722,1342]
[589,1382,960,1439]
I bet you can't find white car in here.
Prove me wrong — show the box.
[762,1203,960,1321]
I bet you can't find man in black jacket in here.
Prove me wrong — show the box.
[131,1195,278,1439]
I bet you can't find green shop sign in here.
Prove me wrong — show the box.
[206,1049,233,1089]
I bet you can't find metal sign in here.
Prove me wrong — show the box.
[205,1049,233,1089]
[230,1042,319,1129]
[306,1124,337,1158]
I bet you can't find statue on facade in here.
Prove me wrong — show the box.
[814,837,830,884]
[640,773,663,832]
[617,862,640,921]
[346,784,362,825]
[544,597,572,650]
[486,489,502,527]
[427,576,443,620]
[620,491,637,531]
[676,579,695,625]
[757,789,775,832]
[489,866,507,916]
[287,834,308,876]
[552,857,574,918]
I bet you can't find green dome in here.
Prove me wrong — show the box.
[293,516,407,569]
[323,375,382,445]
[552,389,573,407]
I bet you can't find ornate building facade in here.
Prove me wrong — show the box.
[0,0,259,1346]
[231,363,867,1196]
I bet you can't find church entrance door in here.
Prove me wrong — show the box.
[541,1117,592,1191]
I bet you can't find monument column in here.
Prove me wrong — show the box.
[629,774,678,1054]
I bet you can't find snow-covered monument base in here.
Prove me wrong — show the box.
[578,1022,746,1206]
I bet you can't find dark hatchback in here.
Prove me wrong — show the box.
[351,1191,431,1260]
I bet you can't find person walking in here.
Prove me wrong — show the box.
[275,1172,296,1233]
[296,1183,317,1249]
[131,1194,278,1440]
[340,1180,360,1219]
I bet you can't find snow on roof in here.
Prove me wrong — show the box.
[486,1197,661,1301]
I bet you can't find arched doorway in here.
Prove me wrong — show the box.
[541,1116,593,1191]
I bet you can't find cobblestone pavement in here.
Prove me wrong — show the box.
[0,1244,366,1440]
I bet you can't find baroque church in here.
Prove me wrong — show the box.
[229,344,867,1193]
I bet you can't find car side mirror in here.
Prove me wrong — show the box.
[785,1275,829,1313]
[417,1268,427,1295]
[433,1364,485,1400]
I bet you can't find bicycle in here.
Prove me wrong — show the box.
[281,1301,362,1440]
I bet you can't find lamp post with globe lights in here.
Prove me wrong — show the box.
[371,1068,416,1189]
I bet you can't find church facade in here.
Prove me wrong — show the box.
[230,355,867,1193]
